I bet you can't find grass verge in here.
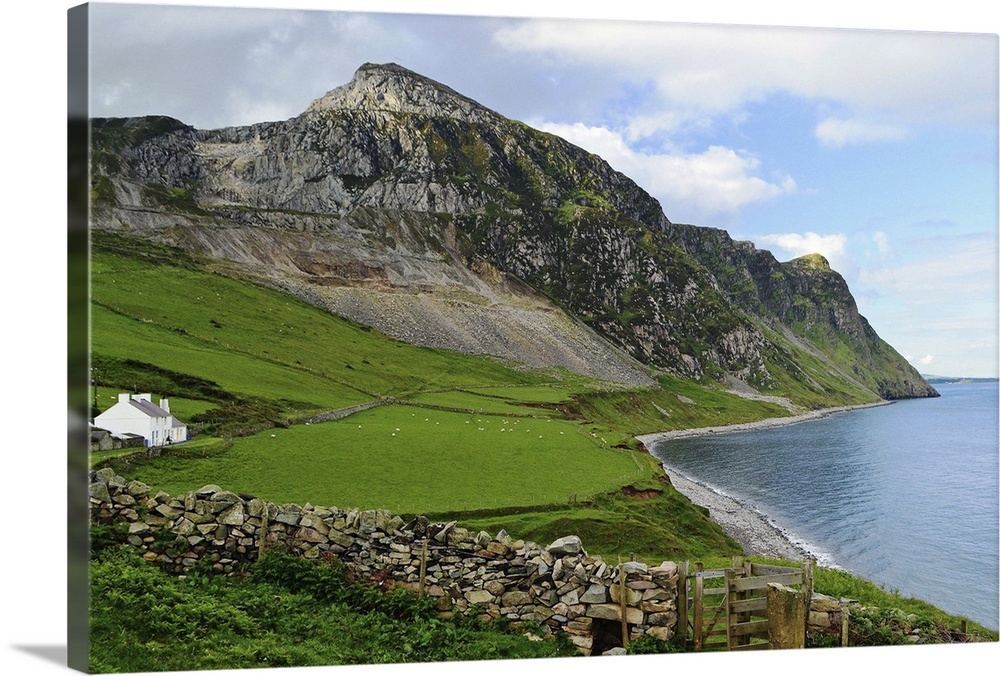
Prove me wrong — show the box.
[89,546,577,673]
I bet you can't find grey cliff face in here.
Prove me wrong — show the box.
[307,62,503,125]
[89,62,936,400]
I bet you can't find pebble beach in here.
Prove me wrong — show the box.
[636,402,892,560]
[656,466,810,560]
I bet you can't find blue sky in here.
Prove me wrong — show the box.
[85,0,1000,378]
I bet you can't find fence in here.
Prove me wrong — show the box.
[679,557,814,651]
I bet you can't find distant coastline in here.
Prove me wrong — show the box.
[636,400,892,447]
[922,375,999,385]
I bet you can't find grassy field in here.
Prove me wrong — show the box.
[87,232,996,662]
[90,231,870,551]
[92,304,370,413]
[125,404,642,513]
[407,388,568,415]
[564,376,792,448]
[457,385,579,403]
[406,391,550,415]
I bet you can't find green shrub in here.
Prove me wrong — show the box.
[90,522,128,552]
[627,634,681,654]
[89,547,576,672]
[250,548,348,602]
[848,606,941,646]
[252,549,438,622]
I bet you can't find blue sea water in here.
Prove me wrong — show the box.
[648,382,999,630]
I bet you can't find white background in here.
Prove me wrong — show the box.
[2,1,997,675]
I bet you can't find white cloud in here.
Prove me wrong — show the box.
[815,117,908,147]
[919,354,935,365]
[753,232,849,270]
[855,232,998,378]
[536,121,795,222]
[494,19,997,135]
[859,236,998,300]
[857,230,895,269]
[623,111,686,142]
[872,231,892,259]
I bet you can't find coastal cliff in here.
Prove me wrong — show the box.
[89,62,936,404]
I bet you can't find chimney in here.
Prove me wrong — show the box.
[160,398,170,413]
[132,393,152,402]
[118,393,130,404]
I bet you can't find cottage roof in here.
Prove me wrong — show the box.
[128,398,171,418]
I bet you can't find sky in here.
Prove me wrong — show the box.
[81,1,1000,379]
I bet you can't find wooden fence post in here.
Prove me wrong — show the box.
[841,603,850,647]
[677,561,689,649]
[724,568,737,650]
[256,504,269,561]
[736,558,751,647]
[693,571,705,650]
[802,559,814,645]
[418,539,428,598]
[618,557,629,650]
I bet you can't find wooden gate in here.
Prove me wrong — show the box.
[679,558,813,651]
[683,562,730,651]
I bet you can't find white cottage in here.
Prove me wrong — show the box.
[93,393,188,447]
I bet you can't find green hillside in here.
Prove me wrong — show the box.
[89,231,798,558]
[91,234,547,411]
[88,232,997,661]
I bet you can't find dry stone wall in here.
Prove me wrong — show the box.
[808,593,851,645]
[90,468,680,654]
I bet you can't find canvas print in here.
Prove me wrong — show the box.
[69,1,998,673]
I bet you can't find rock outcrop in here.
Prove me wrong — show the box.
[89,62,936,402]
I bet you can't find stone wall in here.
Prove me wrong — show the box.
[808,592,851,646]
[89,468,680,655]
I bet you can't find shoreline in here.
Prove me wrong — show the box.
[637,400,893,561]
[635,399,893,446]
[658,465,814,561]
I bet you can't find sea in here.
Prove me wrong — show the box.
[647,381,999,631]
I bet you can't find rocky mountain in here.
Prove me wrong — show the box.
[89,62,937,402]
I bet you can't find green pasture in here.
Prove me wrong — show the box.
[563,376,791,448]
[403,380,596,416]
[89,447,145,467]
[406,390,527,414]
[128,405,642,513]
[91,304,367,412]
[91,247,548,402]
[155,396,216,422]
[459,385,579,403]
[455,452,745,561]
[85,236,995,658]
